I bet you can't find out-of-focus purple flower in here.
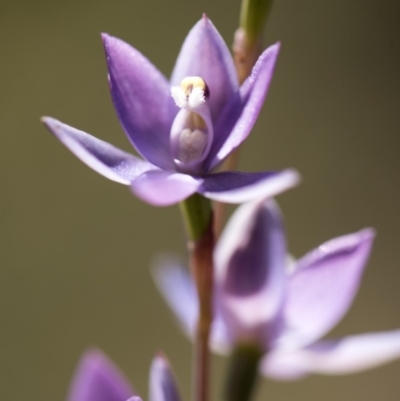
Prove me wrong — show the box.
[154,199,400,379]
[42,16,300,206]
[67,349,133,401]
[67,349,181,401]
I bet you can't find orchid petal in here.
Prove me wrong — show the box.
[199,169,300,203]
[214,199,286,347]
[152,258,197,338]
[206,43,280,170]
[260,351,309,381]
[130,171,202,206]
[170,16,238,121]
[102,34,176,169]
[42,117,158,185]
[262,330,400,379]
[67,349,134,401]
[277,229,376,349]
[153,259,231,354]
[149,355,181,401]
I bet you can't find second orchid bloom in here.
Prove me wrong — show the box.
[155,198,400,380]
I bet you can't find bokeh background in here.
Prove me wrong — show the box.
[1,0,400,400]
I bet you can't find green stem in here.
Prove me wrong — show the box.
[224,343,263,401]
[233,0,273,85]
[180,194,214,401]
[239,0,273,42]
[180,193,212,241]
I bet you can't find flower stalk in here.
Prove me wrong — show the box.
[234,0,273,84]
[223,343,263,401]
[180,194,214,401]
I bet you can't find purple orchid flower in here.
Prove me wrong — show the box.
[42,16,300,206]
[154,199,400,379]
[67,349,181,401]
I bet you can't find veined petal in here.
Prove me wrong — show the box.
[214,199,286,347]
[277,229,376,349]
[67,349,134,401]
[42,117,158,184]
[206,43,280,170]
[170,16,238,121]
[199,169,300,203]
[262,330,400,379]
[130,171,202,206]
[152,259,231,354]
[102,34,176,170]
[149,355,181,401]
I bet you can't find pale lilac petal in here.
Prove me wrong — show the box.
[214,199,286,348]
[199,169,300,203]
[152,258,197,338]
[67,349,134,401]
[130,171,202,206]
[42,117,158,184]
[127,398,143,401]
[211,314,232,355]
[206,43,280,170]
[169,107,214,176]
[262,330,400,379]
[152,259,231,354]
[170,16,238,121]
[149,355,181,401]
[260,351,309,381]
[277,229,376,349]
[102,34,176,170]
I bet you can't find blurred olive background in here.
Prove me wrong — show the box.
[1,0,400,400]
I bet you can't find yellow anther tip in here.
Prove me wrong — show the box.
[180,77,209,97]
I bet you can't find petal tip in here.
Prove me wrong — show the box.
[150,353,176,384]
[281,168,302,188]
[101,32,114,52]
[101,33,122,54]
[359,227,376,239]
[343,228,376,251]
[79,347,111,367]
[153,351,169,366]
[100,32,110,44]
[41,116,63,134]
[355,228,376,249]
[269,42,281,59]
[195,12,213,30]
[41,115,55,126]
[271,41,281,52]
[41,116,56,131]
[253,41,282,74]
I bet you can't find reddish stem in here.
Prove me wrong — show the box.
[189,217,214,401]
